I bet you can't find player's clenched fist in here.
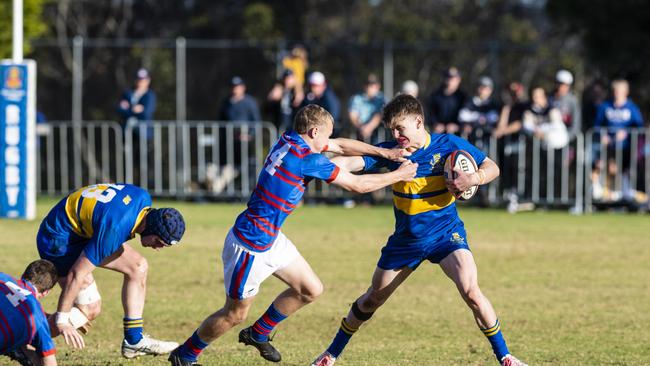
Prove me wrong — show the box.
[396,160,418,181]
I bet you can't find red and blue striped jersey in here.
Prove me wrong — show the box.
[0,273,55,357]
[233,130,340,252]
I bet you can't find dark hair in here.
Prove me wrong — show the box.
[22,259,58,293]
[293,104,334,134]
[382,94,424,129]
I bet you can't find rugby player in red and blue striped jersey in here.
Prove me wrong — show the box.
[169,105,418,366]
[0,260,58,366]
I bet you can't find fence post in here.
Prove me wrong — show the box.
[175,37,187,198]
[383,40,394,99]
[72,36,84,189]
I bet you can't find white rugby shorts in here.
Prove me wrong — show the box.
[222,228,299,299]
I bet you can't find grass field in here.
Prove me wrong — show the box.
[1,198,650,366]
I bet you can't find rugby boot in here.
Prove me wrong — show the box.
[121,333,179,359]
[238,326,281,362]
[311,351,337,366]
[501,354,528,366]
[168,347,202,366]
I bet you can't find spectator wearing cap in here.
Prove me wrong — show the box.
[401,80,419,98]
[426,67,467,134]
[36,183,185,357]
[458,76,502,137]
[219,76,262,123]
[550,69,581,137]
[117,68,157,139]
[348,74,385,142]
[266,69,304,132]
[302,71,341,133]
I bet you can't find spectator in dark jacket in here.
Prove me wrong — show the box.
[219,76,261,122]
[302,71,341,132]
[426,67,466,134]
[118,68,157,139]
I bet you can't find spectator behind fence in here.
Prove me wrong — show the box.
[282,45,309,94]
[550,69,581,137]
[211,76,262,193]
[494,82,529,212]
[267,69,304,132]
[582,79,607,132]
[219,76,262,123]
[591,79,645,203]
[522,87,568,150]
[458,76,501,138]
[118,68,156,139]
[401,80,419,98]
[426,67,466,134]
[302,71,341,134]
[348,74,385,142]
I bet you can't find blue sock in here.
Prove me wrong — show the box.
[123,317,144,344]
[326,318,358,358]
[481,319,510,361]
[251,304,287,342]
[178,330,209,362]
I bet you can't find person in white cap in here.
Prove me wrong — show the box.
[302,71,341,132]
[550,69,581,137]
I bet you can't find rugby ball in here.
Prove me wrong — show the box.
[444,150,479,201]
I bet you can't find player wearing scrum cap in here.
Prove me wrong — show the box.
[36,184,185,359]
[311,94,527,366]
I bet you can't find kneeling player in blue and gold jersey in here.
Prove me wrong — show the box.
[312,95,528,366]
[36,184,185,359]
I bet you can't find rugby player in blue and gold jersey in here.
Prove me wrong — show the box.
[168,104,417,366]
[36,184,185,359]
[311,94,527,366]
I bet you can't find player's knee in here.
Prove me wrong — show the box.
[126,257,149,281]
[363,290,387,310]
[460,287,483,309]
[80,301,101,321]
[300,280,324,303]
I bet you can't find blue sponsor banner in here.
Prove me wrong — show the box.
[1,60,36,219]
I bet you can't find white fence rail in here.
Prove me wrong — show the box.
[34,121,650,212]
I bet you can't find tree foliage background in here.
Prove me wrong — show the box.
[2,0,648,123]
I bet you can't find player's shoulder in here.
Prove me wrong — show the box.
[375,140,399,149]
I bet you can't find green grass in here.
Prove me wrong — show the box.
[1,198,650,365]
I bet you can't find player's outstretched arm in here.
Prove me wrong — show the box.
[331,155,366,173]
[327,138,410,162]
[331,160,418,194]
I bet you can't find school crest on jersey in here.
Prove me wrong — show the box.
[430,153,443,173]
[450,232,465,245]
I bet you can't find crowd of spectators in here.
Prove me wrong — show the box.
[113,47,648,211]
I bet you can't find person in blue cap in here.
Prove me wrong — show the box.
[36,183,185,359]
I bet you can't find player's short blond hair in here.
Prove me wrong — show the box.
[293,104,334,134]
[382,94,424,129]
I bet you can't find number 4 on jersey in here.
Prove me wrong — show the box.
[4,282,32,307]
[265,144,291,176]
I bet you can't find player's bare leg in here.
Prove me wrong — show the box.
[102,244,179,358]
[197,296,254,342]
[239,254,323,363]
[312,266,413,365]
[440,249,527,366]
[48,273,97,337]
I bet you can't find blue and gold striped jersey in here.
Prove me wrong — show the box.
[363,133,486,246]
[38,184,151,266]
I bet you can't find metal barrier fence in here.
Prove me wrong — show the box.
[35,121,650,212]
